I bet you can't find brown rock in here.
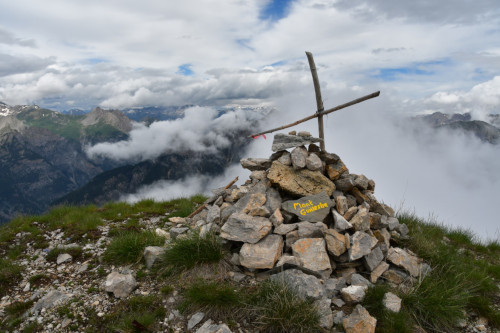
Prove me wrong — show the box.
[344,206,358,221]
[343,305,377,333]
[239,234,284,269]
[370,261,389,283]
[291,238,332,273]
[269,208,284,227]
[336,196,349,215]
[350,208,370,232]
[267,161,335,197]
[351,187,369,205]
[386,247,421,277]
[325,160,348,181]
[325,229,347,256]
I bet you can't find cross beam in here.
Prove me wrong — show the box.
[250,52,380,151]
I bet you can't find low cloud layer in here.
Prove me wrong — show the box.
[86,106,264,162]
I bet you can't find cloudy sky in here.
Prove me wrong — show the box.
[1,0,499,239]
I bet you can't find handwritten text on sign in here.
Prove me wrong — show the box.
[282,191,333,222]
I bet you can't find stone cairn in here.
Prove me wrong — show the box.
[186,131,429,331]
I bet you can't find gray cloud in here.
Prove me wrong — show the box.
[333,0,500,24]
[0,53,55,77]
[0,28,36,47]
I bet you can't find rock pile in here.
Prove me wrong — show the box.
[190,131,430,331]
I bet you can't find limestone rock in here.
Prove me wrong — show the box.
[188,312,205,330]
[341,285,367,304]
[220,213,272,244]
[350,274,372,287]
[332,209,353,232]
[56,253,72,265]
[325,229,347,256]
[334,177,355,192]
[306,153,323,171]
[348,231,378,261]
[265,187,282,214]
[267,161,335,197]
[383,292,402,313]
[277,151,292,166]
[351,187,370,205]
[239,234,283,269]
[343,305,377,333]
[382,269,409,285]
[206,205,221,224]
[314,297,334,329]
[170,227,189,239]
[104,272,137,298]
[370,261,389,283]
[30,290,70,315]
[344,206,358,221]
[274,222,298,235]
[350,208,370,231]
[196,319,232,333]
[144,246,166,269]
[282,192,333,222]
[363,246,384,272]
[297,221,328,238]
[269,208,284,227]
[291,238,331,273]
[272,133,323,152]
[269,269,326,300]
[387,247,421,277]
[276,254,300,267]
[286,230,299,249]
[336,196,349,215]
[291,146,308,170]
[354,175,370,190]
[155,228,171,239]
[240,158,271,171]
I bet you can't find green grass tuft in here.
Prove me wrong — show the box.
[179,280,240,314]
[161,231,224,273]
[0,259,23,297]
[103,230,164,265]
[250,280,322,333]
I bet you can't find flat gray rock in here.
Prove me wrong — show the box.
[239,234,283,269]
[269,269,326,300]
[272,133,323,152]
[30,290,70,315]
[220,213,271,244]
[282,192,333,222]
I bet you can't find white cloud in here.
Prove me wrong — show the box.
[86,106,264,162]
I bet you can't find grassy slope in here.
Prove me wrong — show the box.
[0,199,499,332]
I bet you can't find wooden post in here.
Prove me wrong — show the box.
[306,51,325,151]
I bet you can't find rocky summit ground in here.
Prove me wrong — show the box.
[0,131,499,333]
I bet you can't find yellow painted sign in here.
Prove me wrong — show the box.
[293,200,329,216]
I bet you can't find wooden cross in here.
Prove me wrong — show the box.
[250,51,380,151]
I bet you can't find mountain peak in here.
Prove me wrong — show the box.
[81,107,132,133]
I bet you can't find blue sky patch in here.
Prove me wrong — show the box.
[177,64,194,76]
[260,0,294,21]
[373,59,452,81]
[86,58,108,64]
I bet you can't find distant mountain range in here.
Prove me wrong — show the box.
[415,112,500,144]
[0,102,258,224]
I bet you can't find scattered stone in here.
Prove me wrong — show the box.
[240,158,272,171]
[239,234,284,269]
[383,292,402,313]
[155,228,171,239]
[269,269,325,300]
[297,221,328,238]
[291,238,332,274]
[170,227,189,240]
[334,177,355,192]
[269,208,284,227]
[274,222,298,235]
[277,151,292,166]
[350,208,370,231]
[344,206,358,221]
[56,253,72,265]
[267,161,335,197]
[350,274,372,287]
[196,319,232,333]
[332,298,346,308]
[104,271,137,298]
[144,246,166,269]
[297,131,312,137]
[188,312,205,330]
[220,213,272,244]
[272,133,323,152]
[30,290,69,314]
[382,269,409,285]
[276,254,300,267]
[206,205,221,224]
[343,305,377,333]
